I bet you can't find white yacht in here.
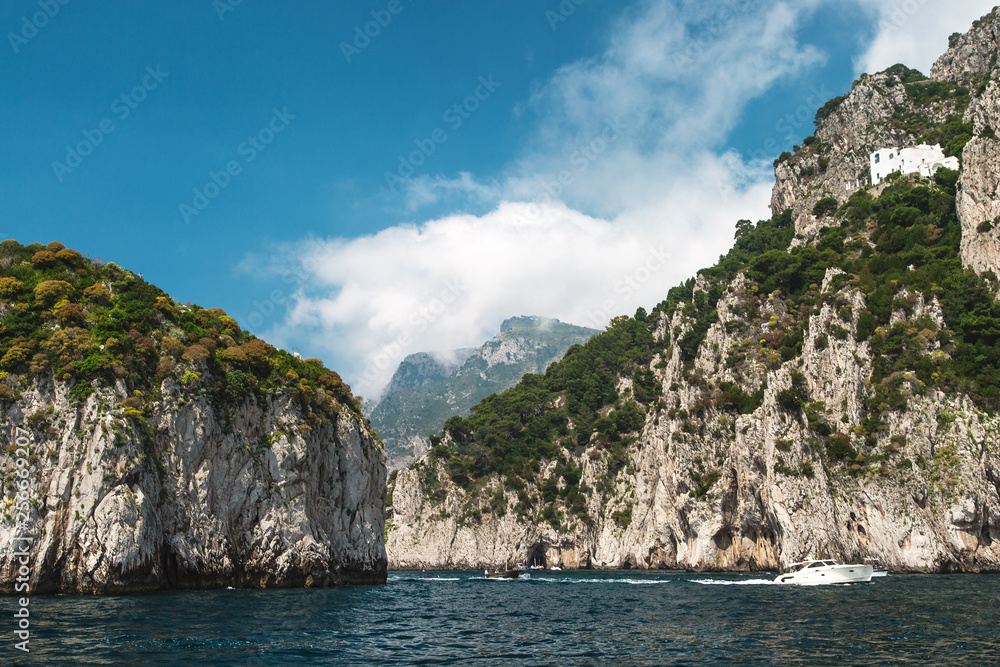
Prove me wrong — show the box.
[774,559,873,585]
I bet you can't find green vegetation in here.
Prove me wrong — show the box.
[0,240,362,428]
[814,94,847,127]
[416,144,1000,497]
[812,197,839,218]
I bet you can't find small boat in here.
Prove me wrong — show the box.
[484,568,521,579]
[775,559,873,585]
[866,558,889,577]
[549,566,561,571]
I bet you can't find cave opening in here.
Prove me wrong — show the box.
[527,543,548,568]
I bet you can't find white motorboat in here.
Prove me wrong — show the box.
[774,559,873,585]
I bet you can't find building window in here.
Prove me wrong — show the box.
[889,153,894,159]
[875,154,880,164]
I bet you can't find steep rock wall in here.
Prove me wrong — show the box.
[388,270,1000,572]
[1,377,386,593]
[957,82,1000,276]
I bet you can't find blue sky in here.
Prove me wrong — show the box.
[2,0,996,399]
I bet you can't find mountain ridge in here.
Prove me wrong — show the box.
[372,316,600,470]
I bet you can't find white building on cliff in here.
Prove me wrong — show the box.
[870,143,958,185]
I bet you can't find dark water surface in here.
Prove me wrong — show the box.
[4,571,998,665]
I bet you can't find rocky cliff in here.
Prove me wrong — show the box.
[389,268,1000,573]
[771,66,966,241]
[386,11,1000,573]
[771,6,1000,278]
[0,241,385,592]
[371,317,598,470]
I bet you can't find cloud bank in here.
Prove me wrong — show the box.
[253,0,991,399]
[853,0,997,75]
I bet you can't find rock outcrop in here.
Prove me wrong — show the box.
[0,239,386,594]
[1,376,386,593]
[387,10,1000,574]
[388,269,1000,572]
[930,9,1000,85]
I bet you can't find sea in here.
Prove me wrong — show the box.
[5,570,998,665]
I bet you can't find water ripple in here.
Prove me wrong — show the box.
[10,571,1000,666]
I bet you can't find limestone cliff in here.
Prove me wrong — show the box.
[0,241,386,592]
[388,270,1000,573]
[386,11,1000,574]
[1,380,385,593]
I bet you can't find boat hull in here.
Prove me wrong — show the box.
[485,570,520,579]
[775,564,873,585]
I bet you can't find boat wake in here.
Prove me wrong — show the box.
[529,577,671,585]
[688,578,777,586]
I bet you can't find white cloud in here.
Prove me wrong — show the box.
[853,0,997,75]
[258,0,836,398]
[262,169,772,400]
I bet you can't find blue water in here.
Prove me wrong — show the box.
[4,571,998,665]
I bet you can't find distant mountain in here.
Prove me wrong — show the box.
[371,316,600,469]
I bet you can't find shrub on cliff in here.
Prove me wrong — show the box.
[33,280,73,306]
[0,277,24,299]
[812,197,839,218]
[0,239,364,418]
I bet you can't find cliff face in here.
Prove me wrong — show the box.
[929,7,1000,278]
[388,270,1000,572]
[1,374,385,594]
[0,240,386,593]
[956,82,1000,276]
[770,70,961,240]
[371,317,598,470]
[387,11,1000,573]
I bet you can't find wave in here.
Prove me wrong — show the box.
[688,578,777,586]
[526,577,671,585]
